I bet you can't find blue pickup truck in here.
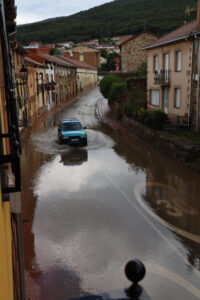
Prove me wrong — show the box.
[58,119,87,146]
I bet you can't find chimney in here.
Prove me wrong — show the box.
[197,0,200,29]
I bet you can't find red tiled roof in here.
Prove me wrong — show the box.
[57,56,97,70]
[144,21,199,49]
[117,35,134,45]
[120,31,158,46]
[25,56,46,67]
[37,53,76,68]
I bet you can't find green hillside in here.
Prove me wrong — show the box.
[17,0,197,45]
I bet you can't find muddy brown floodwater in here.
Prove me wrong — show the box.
[21,88,200,300]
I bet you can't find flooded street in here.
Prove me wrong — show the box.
[21,88,200,300]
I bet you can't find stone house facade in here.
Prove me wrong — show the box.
[26,52,77,111]
[58,56,98,93]
[37,53,77,107]
[27,51,56,110]
[12,43,29,128]
[25,57,47,118]
[120,31,158,73]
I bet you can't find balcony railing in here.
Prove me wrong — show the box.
[154,70,170,85]
[0,1,21,194]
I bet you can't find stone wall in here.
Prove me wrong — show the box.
[121,32,158,72]
[109,101,200,171]
[122,116,199,162]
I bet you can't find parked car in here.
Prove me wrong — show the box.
[58,119,87,146]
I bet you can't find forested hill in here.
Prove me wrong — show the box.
[17,0,196,45]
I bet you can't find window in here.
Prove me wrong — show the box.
[154,55,159,72]
[151,90,160,106]
[164,53,169,70]
[175,88,181,108]
[175,51,182,71]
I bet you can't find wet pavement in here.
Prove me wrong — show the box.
[21,88,200,300]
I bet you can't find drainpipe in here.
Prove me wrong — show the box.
[188,40,194,127]
[196,39,200,132]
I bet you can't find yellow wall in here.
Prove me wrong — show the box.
[0,92,14,300]
[77,67,98,90]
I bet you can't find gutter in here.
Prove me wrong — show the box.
[142,35,191,50]
[143,31,200,50]
[197,39,200,132]
[188,40,194,127]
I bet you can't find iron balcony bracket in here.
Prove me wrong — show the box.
[0,133,9,138]
[0,154,21,195]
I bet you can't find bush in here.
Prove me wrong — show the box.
[100,75,122,99]
[129,88,146,105]
[139,110,168,130]
[125,90,146,117]
[108,81,126,102]
[126,105,168,130]
[136,62,147,78]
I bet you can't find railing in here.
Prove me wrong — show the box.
[154,69,170,85]
[169,115,189,128]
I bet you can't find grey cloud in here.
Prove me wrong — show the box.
[16,0,112,24]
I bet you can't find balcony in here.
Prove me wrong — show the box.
[154,70,170,86]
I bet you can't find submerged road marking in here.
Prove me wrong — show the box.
[93,159,200,281]
[134,182,200,244]
[146,263,200,298]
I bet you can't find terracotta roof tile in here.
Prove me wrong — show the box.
[37,53,76,68]
[144,21,198,49]
[120,31,158,46]
[25,56,46,67]
[57,56,97,70]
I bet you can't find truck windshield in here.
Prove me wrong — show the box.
[62,123,82,130]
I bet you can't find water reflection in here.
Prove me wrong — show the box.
[112,127,200,270]
[21,88,200,299]
[60,149,88,166]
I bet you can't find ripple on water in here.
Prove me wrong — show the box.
[31,129,115,155]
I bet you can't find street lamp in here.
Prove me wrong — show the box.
[19,64,28,82]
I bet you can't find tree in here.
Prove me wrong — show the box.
[107,52,119,71]
[137,62,147,78]
[100,48,108,59]
[50,47,62,55]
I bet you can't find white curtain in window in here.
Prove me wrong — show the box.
[175,88,181,107]
[154,56,159,71]
[176,51,182,71]
[151,90,160,105]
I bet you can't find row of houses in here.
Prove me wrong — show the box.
[12,45,98,129]
[0,0,26,299]
[119,1,200,132]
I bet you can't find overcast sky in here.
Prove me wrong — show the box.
[15,0,113,25]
